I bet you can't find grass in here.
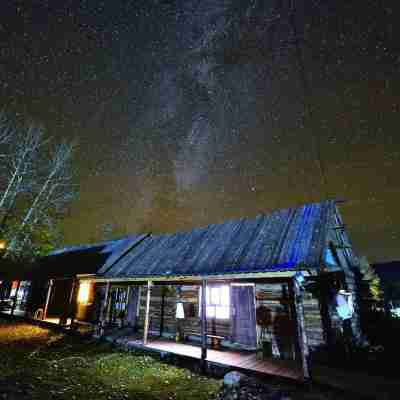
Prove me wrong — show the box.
[0,319,221,400]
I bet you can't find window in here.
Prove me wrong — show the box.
[200,285,230,319]
[78,282,91,304]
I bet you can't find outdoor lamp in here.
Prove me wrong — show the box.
[293,271,305,286]
[176,301,185,319]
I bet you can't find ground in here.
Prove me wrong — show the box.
[0,318,373,400]
[0,319,220,400]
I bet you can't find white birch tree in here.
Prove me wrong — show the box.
[0,123,44,225]
[0,113,78,259]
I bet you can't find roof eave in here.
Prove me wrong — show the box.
[81,269,313,283]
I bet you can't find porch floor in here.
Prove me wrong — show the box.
[109,332,303,381]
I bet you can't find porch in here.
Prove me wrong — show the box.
[102,330,303,381]
[91,276,312,381]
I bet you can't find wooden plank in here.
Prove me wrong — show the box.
[68,279,77,328]
[200,280,207,368]
[99,282,111,336]
[159,286,165,337]
[60,279,77,326]
[43,279,54,320]
[143,281,152,345]
[292,280,310,382]
[10,280,21,316]
[142,338,302,380]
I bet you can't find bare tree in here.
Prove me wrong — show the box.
[0,123,45,223]
[0,112,13,149]
[0,113,77,259]
[4,140,77,257]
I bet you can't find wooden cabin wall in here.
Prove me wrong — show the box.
[302,291,325,348]
[137,285,231,339]
[25,279,48,317]
[329,207,363,343]
[255,283,296,358]
[255,283,327,360]
[47,279,72,318]
[319,271,361,346]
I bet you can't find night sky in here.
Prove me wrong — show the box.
[1,1,399,262]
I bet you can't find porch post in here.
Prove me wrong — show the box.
[126,285,131,316]
[43,279,54,320]
[319,277,334,347]
[60,278,77,327]
[200,279,207,370]
[10,281,21,316]
[292,279,311,382]
[143,280,152,345]
[99,281,111,336]
[160,286,166,337]
[0,281,5,300]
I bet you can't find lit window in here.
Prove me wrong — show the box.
[78,282,91,304]
[201,285,230,319]
[176,301,185,319]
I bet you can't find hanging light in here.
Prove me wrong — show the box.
[176,301,185,319]
[293,271,306,286]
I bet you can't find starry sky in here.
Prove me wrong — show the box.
[1,0,399,262]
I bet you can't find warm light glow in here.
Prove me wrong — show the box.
[202,285,230,319]
[176,301,185,319]
[0,241,6,250]
[78,282,91,304]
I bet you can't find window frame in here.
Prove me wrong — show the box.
[199,284,231,320]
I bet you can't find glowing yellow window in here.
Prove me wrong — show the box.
[78,282,91,304]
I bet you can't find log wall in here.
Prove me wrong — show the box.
[254,282,326,359]
[302,291,325,348]
[137,284,231,340]
[255,283,296,359]
[97,280,328,358]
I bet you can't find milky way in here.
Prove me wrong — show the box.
[1,0,399,262]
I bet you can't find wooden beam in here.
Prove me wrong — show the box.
[60,279,72,326]
[89,270,305,284]
[159,286,166,337]
[126,285,131,308]
[200,279,207,371]
[292,280,311,382]
[0,281,6,301]
[10,281,21,316]
[99,281,111,336]
[332,244,352,250]
[69,279,78,328]
[332,225,346,230]
[143,281,152,345]
[61,279,77,328]
[318,279,334,347]
[43,279,54,320]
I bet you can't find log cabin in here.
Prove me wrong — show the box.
[0,200,363,380]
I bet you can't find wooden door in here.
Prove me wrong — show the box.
[126,286,140,328]
[231,285,257,348]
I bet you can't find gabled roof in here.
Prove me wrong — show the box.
[33,234,148,279]
[100,201,336,280]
